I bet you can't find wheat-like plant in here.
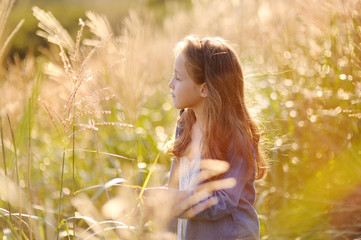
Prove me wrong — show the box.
[0,0,24,66]
[0,0,360,239]
[83,10,172,124]
[0,0,28,121]
[33,6,132,135]
[32,6,134,238]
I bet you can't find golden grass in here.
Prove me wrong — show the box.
[0,0,24,66]
[0,0,360,239]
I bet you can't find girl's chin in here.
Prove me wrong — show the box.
[172,100,180,109]
[173,104,183,109]
[172,99,187,109]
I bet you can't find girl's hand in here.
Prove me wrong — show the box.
[138,187,188,213]
[176,159,236,219]
[136,159,236,222]
[136,187,188,231]
[176,176,236,219]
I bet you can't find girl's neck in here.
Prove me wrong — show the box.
[191,101,205,131]
[186,105,204,160]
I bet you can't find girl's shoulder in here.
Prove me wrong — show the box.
[226,135,256,162]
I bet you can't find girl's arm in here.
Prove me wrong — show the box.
[141,158,230,221]
[179,150,253,221]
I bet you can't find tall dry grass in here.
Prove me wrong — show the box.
[0,0,24,66]
[0,0,30,123]
[0,0,360,239]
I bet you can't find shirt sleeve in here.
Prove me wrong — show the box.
[187,148,252,221]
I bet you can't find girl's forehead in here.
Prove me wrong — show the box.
[174,53,186,71]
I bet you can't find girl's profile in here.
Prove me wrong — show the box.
[141,35,267,240]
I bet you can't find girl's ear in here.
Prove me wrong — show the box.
[200,83,207,97]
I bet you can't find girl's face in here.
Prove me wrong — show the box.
[169,53,205,110]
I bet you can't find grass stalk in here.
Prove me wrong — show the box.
[72,125,76,238]
[0,211,21,239]
[91,119,109,201]
[90,119,124,238]
[70,67,78,238]
[27,98,33,240]
[0,116,12,220]
[7,113,23,237]
[138,138,169,198]
[136,138,169,238]
[0,19,24,61]
[57,145,66,240]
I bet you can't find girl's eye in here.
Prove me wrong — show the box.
[173,73,180,81]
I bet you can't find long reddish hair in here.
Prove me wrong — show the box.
[171,36,266,180]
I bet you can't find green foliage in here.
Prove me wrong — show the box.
[252,1,361,239]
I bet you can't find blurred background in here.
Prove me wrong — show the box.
[0,0,360,239]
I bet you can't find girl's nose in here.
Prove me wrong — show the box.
[168,77,174,89]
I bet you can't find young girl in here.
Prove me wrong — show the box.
[143,36,266,240]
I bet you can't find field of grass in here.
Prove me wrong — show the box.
[0,0,360,239]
